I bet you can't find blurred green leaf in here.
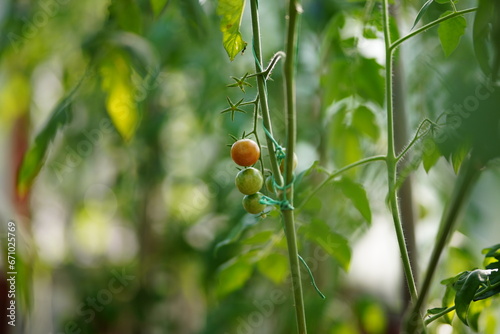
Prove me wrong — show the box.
[217,252,255,297]
[442,284,456,324]
[214,217,259,255]
[336,177,371,224]
[216,0,248,61]
[17,72,89,197]
[468,299,491,332]
[242,230,275,245]
[301,219,351,271]
[151,0,169,16]
[352,105,379,140]
[257,253,288,284]
[109,0,143,34]
[422,140,441,173]
[451,143,469,174]
[482,244,500,261]
[438,11,467,57]
[473,1,495,78]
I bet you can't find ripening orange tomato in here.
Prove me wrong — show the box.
[231,139,260,167]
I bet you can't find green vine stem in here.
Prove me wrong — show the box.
[382,0,419,304]
[298,155,386,209]
[390,8,477,52]
[250,0,307,333]
[282,0,307,333]
[249,0,283,187]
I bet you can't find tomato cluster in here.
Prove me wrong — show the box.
[231,139,266,214]
[230,138,299,214]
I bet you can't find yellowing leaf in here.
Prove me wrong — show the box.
[101,55,139,141]
[105,82,138,141]
[217,0,247,61]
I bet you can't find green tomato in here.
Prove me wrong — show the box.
[279,151,298,173]
[265,175,276,193]
[242,192,266,214]
[235,167,263,195]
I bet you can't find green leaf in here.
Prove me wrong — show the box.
[301,219,351,271]
[473,0,494,75]
[217,252,256,297]
[242,230,274,245]
[352,105,379,140]
[474,262,500,301]
[257,253,288,284]
[468,299,491,332]
[411,0,434,30]
[454,269,493,326]
[216,0,248,61]
[422,139,441,173]
[109,0,143,34]
[438,11,467,57]
[336,177,372,224]
[482,244,500,261]
[451,143,469,174]
[17,72,89,197]
[150,0,169,16]
[214,216,258,255]
[442,284,456,324]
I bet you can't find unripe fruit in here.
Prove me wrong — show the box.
[242,192,266,214]
[279,152,298,173]
[231,139,260,166]
[235,167,263,195]
[265,175,276,193]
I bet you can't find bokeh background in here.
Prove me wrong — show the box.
[1,0,500,333]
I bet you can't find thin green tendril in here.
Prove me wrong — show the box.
[298,254,326,299]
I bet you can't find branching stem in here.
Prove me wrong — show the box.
[382,0,419,304]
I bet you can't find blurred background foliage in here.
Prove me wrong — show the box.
[0,0,499,333]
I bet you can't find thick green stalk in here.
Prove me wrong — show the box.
[283,1,307,333]
[382,0,419,303]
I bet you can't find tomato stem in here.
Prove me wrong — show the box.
[382,0,419,306]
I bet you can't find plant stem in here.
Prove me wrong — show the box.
[412,156,481,319]
[382,0,419,305]
[424,306,456,326]
[298,155,386,209]
[390,8,477,51]
[250,1,306,333]
[249,0,283,187]
[283,0,307,333]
